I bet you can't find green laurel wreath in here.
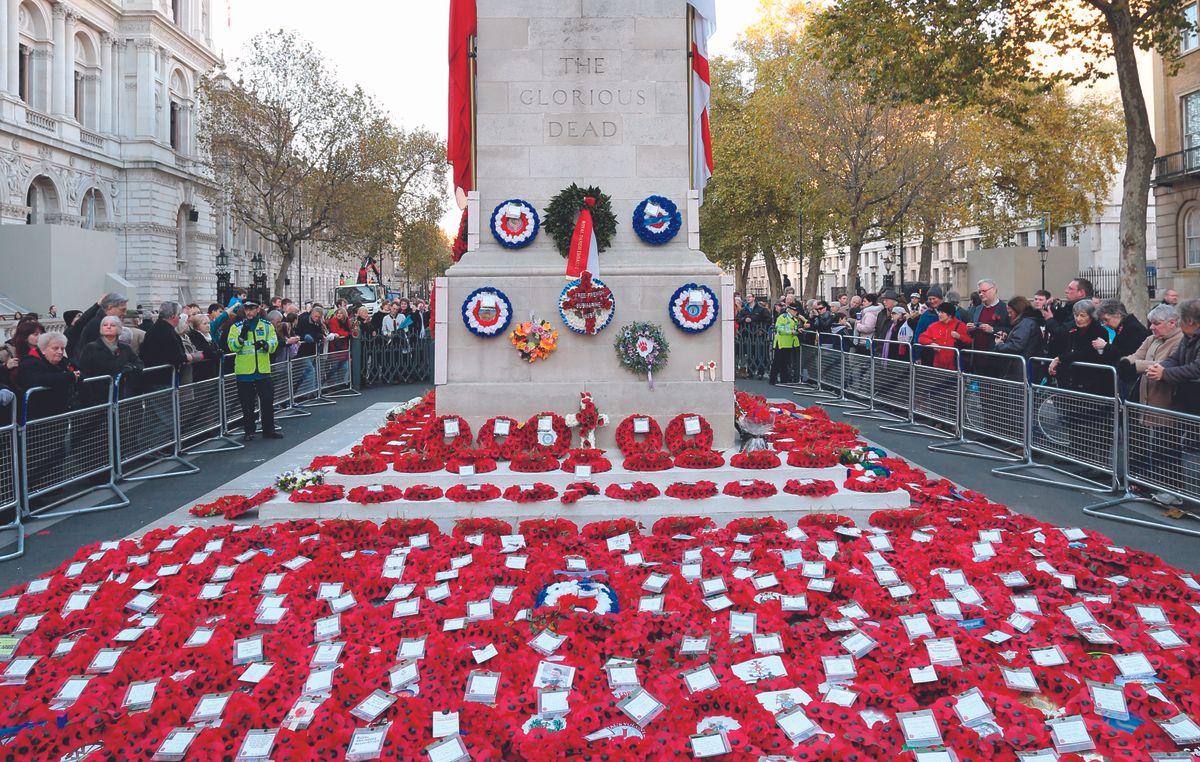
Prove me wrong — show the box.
[542,184,618,258]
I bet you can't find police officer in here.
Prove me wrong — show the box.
[227,301,282,441]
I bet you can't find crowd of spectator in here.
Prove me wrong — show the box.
[0,289,432,427]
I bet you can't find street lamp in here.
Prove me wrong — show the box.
[215,246,231,305]
[1038,239,1049,292]
[883,244,896,291]
[251,253,267,304]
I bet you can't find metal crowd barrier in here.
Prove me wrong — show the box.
[180,362,244,455]
[1085,402,1200,537]
[929,349,1028,461]
[735,324,772,379]
[0,424,23,561]
[113,365,199,482]
[20,376,129,520]
[319,347,359,399]
[358,335,435,386]
[834,335,873,412]
[779,331,831,397]
[292,351,334,408]
[993,359,1121,493]
[271,357,310,422]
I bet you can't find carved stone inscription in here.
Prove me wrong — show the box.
[525,56,645,146]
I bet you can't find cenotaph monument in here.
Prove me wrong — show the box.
[436,0,733,449]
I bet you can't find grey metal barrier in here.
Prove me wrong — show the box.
[272,357,310,421]
[929,349,1028,461]
[319,347,358,398]
[823,334,870,411]
[993,359,1120,493]
[0,423,23,561]
[178,367,242,455]
[113,365,199,482]
[779,331,828,396]
[845,338,911,425]
[20,376,129,519]
[876,343,958,438]
[1085,402,1200,536]
[292,349,334,409]
[220,353,246,437]
[359,335,435,386]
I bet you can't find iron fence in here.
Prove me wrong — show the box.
[359,335,434,386]
[1076,266,1157,300]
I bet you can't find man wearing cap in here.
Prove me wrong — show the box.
[227,301,281,441]
[770,302,803,385]
[913,287,944,346]
[874,290,901,342]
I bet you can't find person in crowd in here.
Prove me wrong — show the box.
[280,298,298,317]
[873,290,901,340]
[70,292,128,357]
[382,302,411,337]
[1123,304,1184,410]
[0,346,18,393]
[876,305,912,361]
[1044,278,1094,356]
[737,294,771,328]
[1095,299,1149,398]
[1161,288,1179,307]
[270,296,284,311]
[354,305,376,339]
[187,314,222,382]
[79,315,142,382]
[918,302,970,370]
[1146,298,1200,415]
[408,300,429,339]
[994,296,1043,381]
[327,306,353,350]
[47,305,57,319]
[227,301,281,441]
[770,302,802,385]
[138,307,156,333]
[908,292,923,314]
[11,312,22,322]
[912,286,944,346]
[838,293,850,311]
[0,353,12,425]
[17,331,80,420]
[965,278,1011,375]
[1048,300,1111,396]
[295,304,328,395]
[853,293,883,352]
[139,302,203,387]
[8,320,43,362]
[266,309,299,364]
[848,294,863,320]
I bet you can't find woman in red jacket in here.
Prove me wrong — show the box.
[918,302,969,369]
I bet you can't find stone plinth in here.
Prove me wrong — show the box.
[438,1,732,444]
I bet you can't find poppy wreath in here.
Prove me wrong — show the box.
[509,452,561,473]
[622,451,674,472]
[451,516,512,537]
[503,483,558,503]
[674,449,725,469]
[519,518,578,541]
[489,198,540,249]
[287,483,345,503]
[401,484,444,502]
[188,494,247,518]
[796,512,856,530]
[844,474,897,493]
[651,515,717,536]
[393,452,445,473]
[444,452,499,474]
[418,415,473,458]
[722,479,778,499]
[346,485,404,504]
[560,481,600,505]
[581,517,641,539]
[560,449,612,474]
[604,481,661,502]
[632,194,682,245]
[783,479,839,498]
[519,412,571,457]
[306,455,340,470]
[334,452,388,475]
[380,517,440,540]
[730,450,782,469]
[476,416,524,460]
[787,448,840,468]
[664,412,714,455]
[445,484,502,503]
[614,414,664,456]
[726,515,789,535]
[665,481,719,500]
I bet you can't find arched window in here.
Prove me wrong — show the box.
[72,31,100,129]
[80,188,106,229]
[26,176,59,224]
[17,1,52,111]
[1186,207,1200,268]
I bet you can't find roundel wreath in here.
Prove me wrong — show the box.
[542,183,618,258]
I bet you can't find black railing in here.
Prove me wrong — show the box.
[1077,267,1157,301]
[1153,147,1200,185]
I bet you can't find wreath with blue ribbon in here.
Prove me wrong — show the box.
[462,287,514,337]
[632,195,682,245]
[489,199,540,249]
[667,283,719,333]
[559,271,615,336]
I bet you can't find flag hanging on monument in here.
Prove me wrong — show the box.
[566,198,600,280]
[448,0,477,194]
[688,0,716,204]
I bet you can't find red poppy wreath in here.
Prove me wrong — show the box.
[419,414,473,458]
[674,449,725,469]
[445,451,499,474]
[664,413,714,455]
[402,484,444,501]
[476,416,523,459]
[509,451,561,473]
[560,448,613,473]
[722,479,778,499]
[665,481,719,500]
[730,450,782,470]
[561,481,600,505]
[347,485,404,504]
[783,479,838,498]
[445,484,502,503]
[604,481,661,502]
[614,414,663,456]
[623,451,674,472]
[288,484,345,503]
[520,412,571,457]
[393,452,445,473]
[787,448,839,468]
[503,483,558,503]
[335,453,388,475]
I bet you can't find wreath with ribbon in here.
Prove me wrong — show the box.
[490,199,540,249]
[559,271,615,336]
[614,415,663,456]
[632,195,682,245]
[503,483,559,503]
[543,184,617,258]
[614,322,669,388]
[668,283,719,333]
[462,287,514,337]
[560,481,600,505]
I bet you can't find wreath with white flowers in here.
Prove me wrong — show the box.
[632,195,682,245]
[668,283,719,333]
[536,579,620,615]
[559,271,615,335]
[462,287,513,337]
[490,198,540,249]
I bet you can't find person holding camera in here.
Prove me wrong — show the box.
[227,301,281,441]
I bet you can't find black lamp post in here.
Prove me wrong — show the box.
[215,245,231,305]
[251,252,267,304]
[1038,238,1049,292]
[883,244,896,291]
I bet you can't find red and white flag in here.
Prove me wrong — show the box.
[447,0,477,195]
[688,0,716,204]
[566,198,600,280]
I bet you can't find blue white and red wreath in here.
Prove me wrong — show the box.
[535,579,620,615]
[462,287,513,337]
[490,198,540,249]
[558,271,616,336]
[632,195,682,245]
[668,283,719,333]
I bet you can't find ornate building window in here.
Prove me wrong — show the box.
[1185,207,1200,268]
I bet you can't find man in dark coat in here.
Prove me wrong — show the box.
[69,292,128,359]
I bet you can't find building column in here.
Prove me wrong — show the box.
[136,40,154,136]
[51,2,67,115]
[99,33,112,133]
[63,10,76,119]
[159,49,172,144]
[0,0,9,95]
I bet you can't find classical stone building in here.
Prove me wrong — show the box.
[0,0,346,314]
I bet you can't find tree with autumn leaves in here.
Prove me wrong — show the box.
[703,0,1125,300]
